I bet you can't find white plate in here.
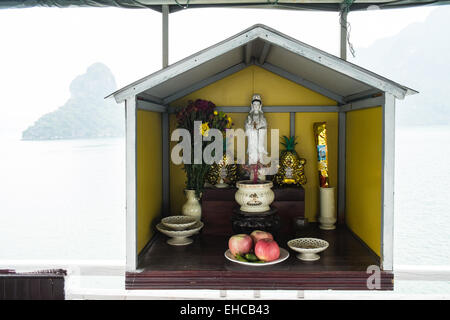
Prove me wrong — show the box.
[224,248,290,266]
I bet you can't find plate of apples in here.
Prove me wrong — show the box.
[225,230,289,266]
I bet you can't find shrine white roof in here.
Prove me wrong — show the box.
[108,24,417,105]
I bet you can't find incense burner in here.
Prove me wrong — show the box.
[235,180,275,213]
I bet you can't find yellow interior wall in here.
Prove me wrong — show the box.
[137,110,163,254]
[294,112,338,222]
[345,107,382,256]
[169,65,337,218]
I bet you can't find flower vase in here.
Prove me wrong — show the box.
[319,187,337,230]
[182,189,202,221]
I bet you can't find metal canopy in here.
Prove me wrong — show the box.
[2,0,450,12]
[108,24,417,104]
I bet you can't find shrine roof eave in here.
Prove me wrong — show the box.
[107,24,417,105]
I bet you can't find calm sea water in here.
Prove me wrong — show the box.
[0,137,126,260]
[394,126,450,266]
[0,127,449,293]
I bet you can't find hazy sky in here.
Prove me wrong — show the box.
[0,6,436,138]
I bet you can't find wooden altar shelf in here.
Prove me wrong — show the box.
[128,224,392,291]
[201,187,305,236]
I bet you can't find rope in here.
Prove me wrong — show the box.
[175,0,279,8]
[339,0,356,58]
[175,0,190,9]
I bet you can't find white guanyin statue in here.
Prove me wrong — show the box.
[245,94,268,181]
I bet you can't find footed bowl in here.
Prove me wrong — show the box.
[156,221,204,246]
[161,215,197,230]
[287,238,329,261]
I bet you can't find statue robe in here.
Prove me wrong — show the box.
[245,111,268,165]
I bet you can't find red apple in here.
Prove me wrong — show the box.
[254,238,280,262]
[228,234,253,256]
[250,230,273,245]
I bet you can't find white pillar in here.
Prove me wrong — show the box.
[125,97,137,271]
[381,93,396,271]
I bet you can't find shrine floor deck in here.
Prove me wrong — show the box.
[128,224,393,290]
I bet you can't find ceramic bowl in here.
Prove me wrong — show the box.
[287,238,329,261]
[161,215,197,230]
[156,221,204,246]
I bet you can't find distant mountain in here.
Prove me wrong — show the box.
[22,63,124,140]
[350,8,450,126]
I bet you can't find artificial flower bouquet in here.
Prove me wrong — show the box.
[175,99,232,197]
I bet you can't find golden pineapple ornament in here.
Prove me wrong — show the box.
[274,136,307,187]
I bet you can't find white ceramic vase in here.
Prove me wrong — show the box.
[319,187,337,230]
[182,189,202,221]
[235,180,275,213]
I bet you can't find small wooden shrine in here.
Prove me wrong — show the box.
[108,24,417,290]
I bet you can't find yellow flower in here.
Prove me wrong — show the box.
[200,122,210,137]
[226,116,232,128]
[214,111,218,115]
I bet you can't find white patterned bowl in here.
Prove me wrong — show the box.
[287,238,329,261]
[161,215,197,230]
[156,221,204,246]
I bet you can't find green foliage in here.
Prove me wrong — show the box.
[280,135,298,152]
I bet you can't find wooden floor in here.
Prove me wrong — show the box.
[128,224,393,290]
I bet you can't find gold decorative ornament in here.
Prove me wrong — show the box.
[206,154,239,187]
[273,136,307,187]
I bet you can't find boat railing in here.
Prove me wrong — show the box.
[1,260,450,299]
